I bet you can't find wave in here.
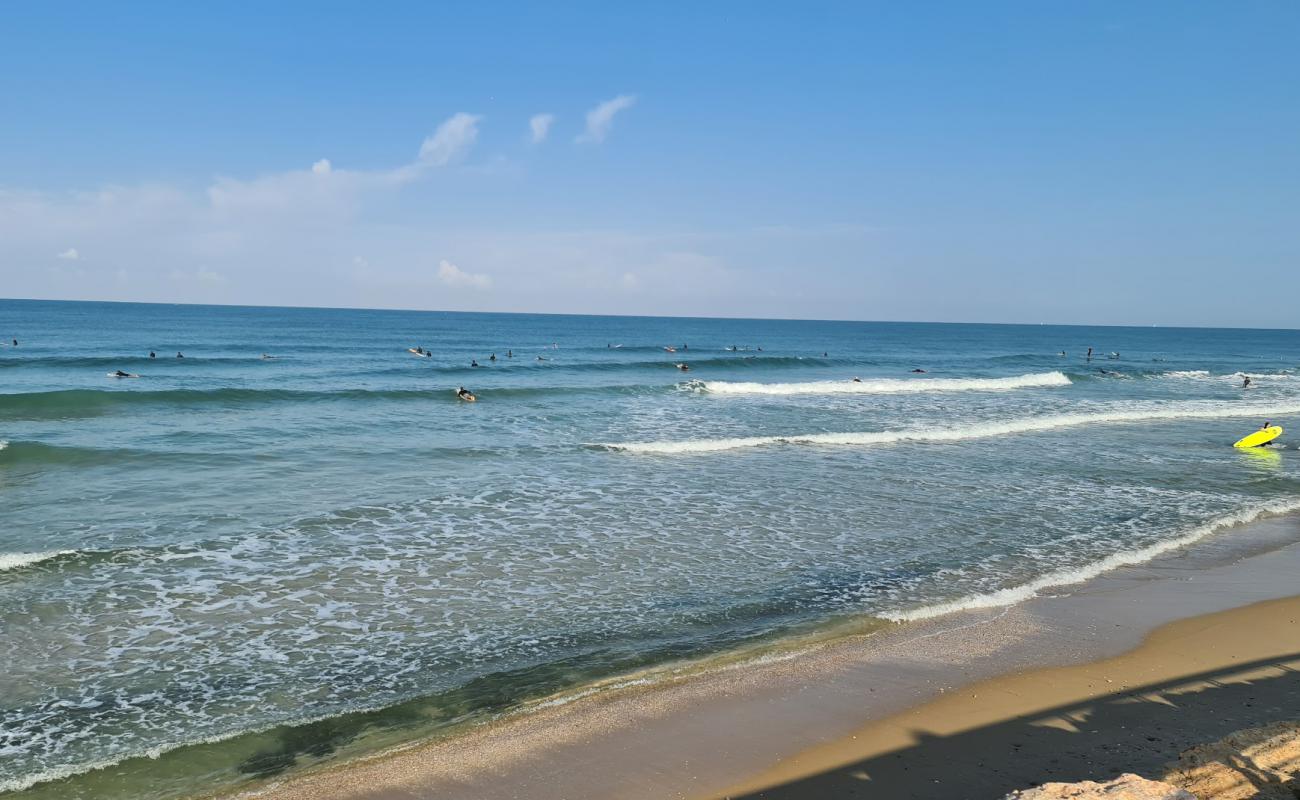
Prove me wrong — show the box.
[0,384,671,419]
[886,497,1300,621]
[0,355,270,369]
[0,549,76,572]
[692,371,1071,396]
[600,401,1300,454]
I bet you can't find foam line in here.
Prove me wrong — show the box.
[694,371,1071,396]
[602,402,1300,454]
[886,498,1300,622]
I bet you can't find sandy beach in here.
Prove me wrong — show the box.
[229,515,1300,800]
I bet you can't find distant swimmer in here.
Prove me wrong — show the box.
[1058,351,1066,356]
[149,351,156,358]
[471,359,480,367]
[1243,376,1253,389]
[261,353,276,360]
[675,363,690,372]
[507,350,513,358]
[110,370,137,378]
[490,353,497,362]
[176,352,184,358]
[682,344,688,351]
[456,386,476,402]
[1087,347,1093,361]
[911,368,926,373]
[823,352,828,357]
[852,377,862,383]
[757,346,763,352]
[11,339,16,346]
[537,355,546,361]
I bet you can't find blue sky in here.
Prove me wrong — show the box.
[2,2,1298,326]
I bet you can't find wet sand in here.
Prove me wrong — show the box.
[233,516,1300,800]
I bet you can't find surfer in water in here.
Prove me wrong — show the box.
[852,377,862,383]
[457,386,473,400]
[675,363,689,372]
[470,359,480,367]
[149,351,156,358]
[176,351,184,358]
[490,353,497,362]
[1243,376,1252,389]
[112,370,132,378]
[1087,347,1093,361]
[507,350,513,358]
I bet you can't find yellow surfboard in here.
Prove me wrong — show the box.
[1234,425,1282,448]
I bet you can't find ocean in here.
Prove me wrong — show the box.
[2,298,1299,798]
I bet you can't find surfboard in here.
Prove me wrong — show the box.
[1233,426,1282,448]
[457,392,476,402]
[408,349,431,357]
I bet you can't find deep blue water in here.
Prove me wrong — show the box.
[2,299,1299,797]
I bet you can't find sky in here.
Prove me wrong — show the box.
[2,2,1298,327]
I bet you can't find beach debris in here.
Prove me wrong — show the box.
[1002,773,1194,799]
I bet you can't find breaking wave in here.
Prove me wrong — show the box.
[601,401,1300,454]
[692,371,1071,396]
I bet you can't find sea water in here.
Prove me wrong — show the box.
[2,299,1299,797]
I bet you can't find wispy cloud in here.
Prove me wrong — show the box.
[437,259,492,290]
[577,95,636,144]
[206,112,482,215]
[529,113,555,144]
[56,247,79,260]
[418,113,482,167]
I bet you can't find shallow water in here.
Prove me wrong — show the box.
[2,299,1299,797]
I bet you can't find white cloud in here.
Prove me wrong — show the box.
[436,259,492,290]
[311,159,332,175]
[529,113,555,144]
[577,95,636,144]
[56,247,79,260]
[418,113,482,167]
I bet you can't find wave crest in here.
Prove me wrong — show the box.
[693,371,1071,396]
[601,401,1300,454]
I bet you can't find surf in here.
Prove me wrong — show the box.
[692,371,1071,396]
[600,401,1300,454]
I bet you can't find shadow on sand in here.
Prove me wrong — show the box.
[735,654,1300,800]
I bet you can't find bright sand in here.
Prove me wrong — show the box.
[233,516,1300,800]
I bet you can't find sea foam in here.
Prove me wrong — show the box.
[694,371,1071,395]
[886,497,1300,621]
[602,401,1300,454]
[0,550,74,572]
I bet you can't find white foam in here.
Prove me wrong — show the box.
[0,550,74,572]
[695,371,1071,396]
[1163,370,1211,378]
[886,498,1300,622]
[603,401,1300,454]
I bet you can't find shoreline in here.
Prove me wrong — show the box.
[228,513,1300,800]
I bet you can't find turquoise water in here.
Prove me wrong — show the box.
[3,299,1300,797]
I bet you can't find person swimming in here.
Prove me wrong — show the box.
[852,377,862,383]
[149,351,156,358]
[507,350,513,358]
[113,370,131,377]
[1243,376,1253,389]
[176,351,184,358]
[471,359,479,367]
[1087,347,1093,360]
[911,368,926,373]
[490,353,497,362]
[675,363,689,371]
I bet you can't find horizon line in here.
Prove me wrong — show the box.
[2,295,1297,334]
